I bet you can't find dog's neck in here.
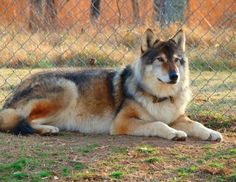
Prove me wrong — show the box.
[136,83,174,104]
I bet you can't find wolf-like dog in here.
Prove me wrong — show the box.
[0,29,222,141]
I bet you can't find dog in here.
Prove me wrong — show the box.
[0,29,223,141]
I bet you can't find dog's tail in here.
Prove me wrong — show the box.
[0,108,35,135]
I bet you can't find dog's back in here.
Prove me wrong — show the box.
[1,69,123,134]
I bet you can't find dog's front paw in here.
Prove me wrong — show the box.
[206,129,223,142]
[172,130,187,141]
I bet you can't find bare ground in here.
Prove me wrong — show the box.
[0,131,236,181]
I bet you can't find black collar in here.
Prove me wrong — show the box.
[137,84,174,104]
[152,95,174,103]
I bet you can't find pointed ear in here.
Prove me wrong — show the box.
[172,29,186,52]
[141,28,156,54]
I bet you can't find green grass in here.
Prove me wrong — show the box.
[204,148,236,160]
[0,157,38,181]
[208,162,224,169]
[136,145,157,155]
[144,157,163,163]
[12,171,28,180]
[109,171,123,179]
[227,173,236,182]
[0,157,36,172]
[77,144,98,155]
[110,146,128,154]
[190,58,236,72]
[74,162,86,171]
[38,171,51,178]
[0,133,235,181]
[4,56,236,71]
[177,166,198,177]
[174,154,190,161]
[62,167,70,176]
[35,58,55,68]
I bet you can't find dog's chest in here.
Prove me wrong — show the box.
[138,96,187,124]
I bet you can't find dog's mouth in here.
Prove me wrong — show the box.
[168,80,177,84]
[158,78,177,85]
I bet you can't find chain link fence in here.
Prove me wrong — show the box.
[0,0,235,127]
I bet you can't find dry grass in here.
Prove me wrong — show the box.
[0,25,235,70]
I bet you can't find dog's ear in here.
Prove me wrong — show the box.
[141,28,156,54]
[172,29,185,52]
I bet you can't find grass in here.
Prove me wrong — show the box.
[12,172,28,180]
[38,171,51,178]
[0,157,39,181]
[228,174,236,182]
[109,171,124,179]
[74,162,86,170]
[0,133,235,181]
[76,144,98,155]
[62,167,70,176]
[0,25,235,71]
[208,162,224,169]
[177,166,198,177]
[144,157,163,163]
[136,145,157,154]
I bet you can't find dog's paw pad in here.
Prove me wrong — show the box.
[207,130,223,142]
[172,131,187,141]
[49,127,59,133]
[42,126,60,134]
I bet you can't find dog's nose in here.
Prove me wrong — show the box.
[169,71,178,81]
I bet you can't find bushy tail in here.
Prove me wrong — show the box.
[0,108,35,135]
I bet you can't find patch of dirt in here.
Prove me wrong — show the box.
[0,132,235,181]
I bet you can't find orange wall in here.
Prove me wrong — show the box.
[0,0,235,30]
[187,0,236,28]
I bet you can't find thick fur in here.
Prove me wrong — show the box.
[0,29,223,141]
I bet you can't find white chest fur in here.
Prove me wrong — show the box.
[136,91,190,124]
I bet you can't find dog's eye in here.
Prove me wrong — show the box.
[174,58,181,63]
[156,57,164,63]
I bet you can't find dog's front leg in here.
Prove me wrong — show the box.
[110,100,187,140]
[170,115,223,142]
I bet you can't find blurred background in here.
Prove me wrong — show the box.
[0,0,235,131]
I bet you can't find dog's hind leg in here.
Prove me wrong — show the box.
[1,78,79,135]
[25,79,78,135]
[170,115,223,142]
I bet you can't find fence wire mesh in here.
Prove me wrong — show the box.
[0,0,235,125]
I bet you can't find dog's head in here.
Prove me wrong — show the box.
[135,28,188,96]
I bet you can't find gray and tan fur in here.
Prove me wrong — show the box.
[0,29,222,141]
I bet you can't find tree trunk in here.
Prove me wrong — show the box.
[90,0,101,24]
[28,0,43,32]
[131,0,140,24]
[44,0,57,30]
[153,0,165,26]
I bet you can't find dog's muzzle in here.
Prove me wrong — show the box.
[168,71,178,84]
